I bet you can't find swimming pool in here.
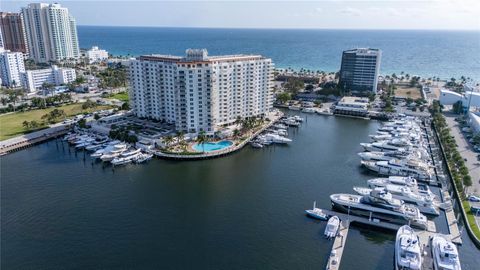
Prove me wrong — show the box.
[193,140,233,152]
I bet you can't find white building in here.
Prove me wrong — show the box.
[23,65,76,92]
[334,96,370,116]
[129,49,274,133]
[0,47,25,87]
[84,46,108,64]
[21,3,80,63]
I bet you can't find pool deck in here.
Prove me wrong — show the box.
[153,111,284,160]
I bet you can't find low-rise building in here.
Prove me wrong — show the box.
[83,46,108,64]
[0,47,25,87]
[333,96,369,117]
[23,65,76,92]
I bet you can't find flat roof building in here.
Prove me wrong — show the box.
[0,48,25,88]
[0,12,28,54]
[129,49,274,133]
[339,48,381,94]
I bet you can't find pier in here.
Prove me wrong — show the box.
[317,208,446,270]
[0,124,71,155]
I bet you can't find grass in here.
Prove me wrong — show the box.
[109,92,129,102]
[0,103,113,141]
[394,84,422,99]
[462,200,480,240]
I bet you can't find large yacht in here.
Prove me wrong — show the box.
[354,186,439,216]
[395,225,422,270]
[360,140,408,152]
[100,144,128,162]
[361,159,434,181]
[431,234,461,270]
[367,177,434,199]
[358,151,411,162]
[330,193,428,229]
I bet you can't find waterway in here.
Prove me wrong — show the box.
[1,114,478,269]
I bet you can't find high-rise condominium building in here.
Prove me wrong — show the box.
[21,3,80,63]
[129,49,274,133]
[0,48,25,87]
[339,48,381,94]
[0,12,28,54]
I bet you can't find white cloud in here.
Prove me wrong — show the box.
[339,7,362,16]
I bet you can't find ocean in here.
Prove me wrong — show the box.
[78,26,480,81]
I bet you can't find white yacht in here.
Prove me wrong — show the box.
[367,177,434,198]
[354,186,439,216]
[284,118,300,127]
[134,153,153,164]
[358,151,410,162]
[324,216,340,239]
[302,107,316,113]
[121,148,141,157]
[361,138,412,152]
[395,225,422,270]
[100,144,128,162]
[330,193,428,229]
[305,201,328,220]
[265,134,292,144]
[361,159,434,181]
[431,234,461,270]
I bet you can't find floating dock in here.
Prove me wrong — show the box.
[318,208,443,270]
[325,220,349,270]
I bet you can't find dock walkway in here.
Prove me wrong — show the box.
[319,208,442,270]
[326,220,350,270]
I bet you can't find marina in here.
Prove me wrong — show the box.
[2,111,478,269]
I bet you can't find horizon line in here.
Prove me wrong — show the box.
[77,24,480,32]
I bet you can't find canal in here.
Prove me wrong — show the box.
[1,113,478,269]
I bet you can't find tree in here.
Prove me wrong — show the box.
[82,99,97,110]
[196,131,207,152]
[22,120,30,129]
[121,102,130,110]
[463,175,472,187]
[233,129,240,138]
[163,135,174,149]
[175,130,185,144]
[276,92,291,104]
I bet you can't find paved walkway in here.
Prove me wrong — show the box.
[444,113,480,196]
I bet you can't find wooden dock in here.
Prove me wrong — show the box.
[326,220,350,270]
[440,190,463,245]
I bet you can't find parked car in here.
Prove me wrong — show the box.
[468,195,480,202]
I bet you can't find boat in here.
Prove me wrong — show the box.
[134,153,153,164]
[100,144,128,162]
[293,115,304,122]
[305,201,328,220]
[317,109,333,116]
[361,159,434,181]
[367,177,434,199]
[431,234,461,270]
[121,148,141,157]
[284,119,300,127]
[250,142,264,148]
[361,139,411,152]
[288,106,301,111]
[324,216,340,238]
[330,193,428,229]
[354,186,439,216]
[265,133,292,144]
[358,151,411,162]
[302,107,316,113]
[368,176,417,188]
[395,225,422,270]
[112,152,141,166]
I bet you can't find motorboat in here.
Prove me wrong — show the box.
[302,107,316,113]
[361,159,434,182]
[121,148,141,157]
[367,177,435,199]
[134,153,153,164]
[288,106,301,111]
[354,186,439,216]
[324,216,340,239]
[360,187,404,211]
[112,151,141,166]
[431,234,461,270]
[284,119,300,127]
[265,134,292,144]
[100,144,128,162]
[395,225,422,270]
[330,193,428,229]
[250,142,263,148]
[358,151,410,162]
[293,115,304,122]
[305,201,328,220]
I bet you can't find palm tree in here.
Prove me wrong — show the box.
[22,120,30,129]
[196,131,207,153]
[175,130,185,144]
[163,135,174,150]
[233,129,240,138]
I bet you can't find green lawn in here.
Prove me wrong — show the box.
[462,200,480,240]
[0,103,113,141]
[110,92,129,102]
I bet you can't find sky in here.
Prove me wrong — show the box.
[2,0,479,30]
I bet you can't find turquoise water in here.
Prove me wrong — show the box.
[193,140,233,152]
[78,26,480,80]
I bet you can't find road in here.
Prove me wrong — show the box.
[444,113,480,195]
